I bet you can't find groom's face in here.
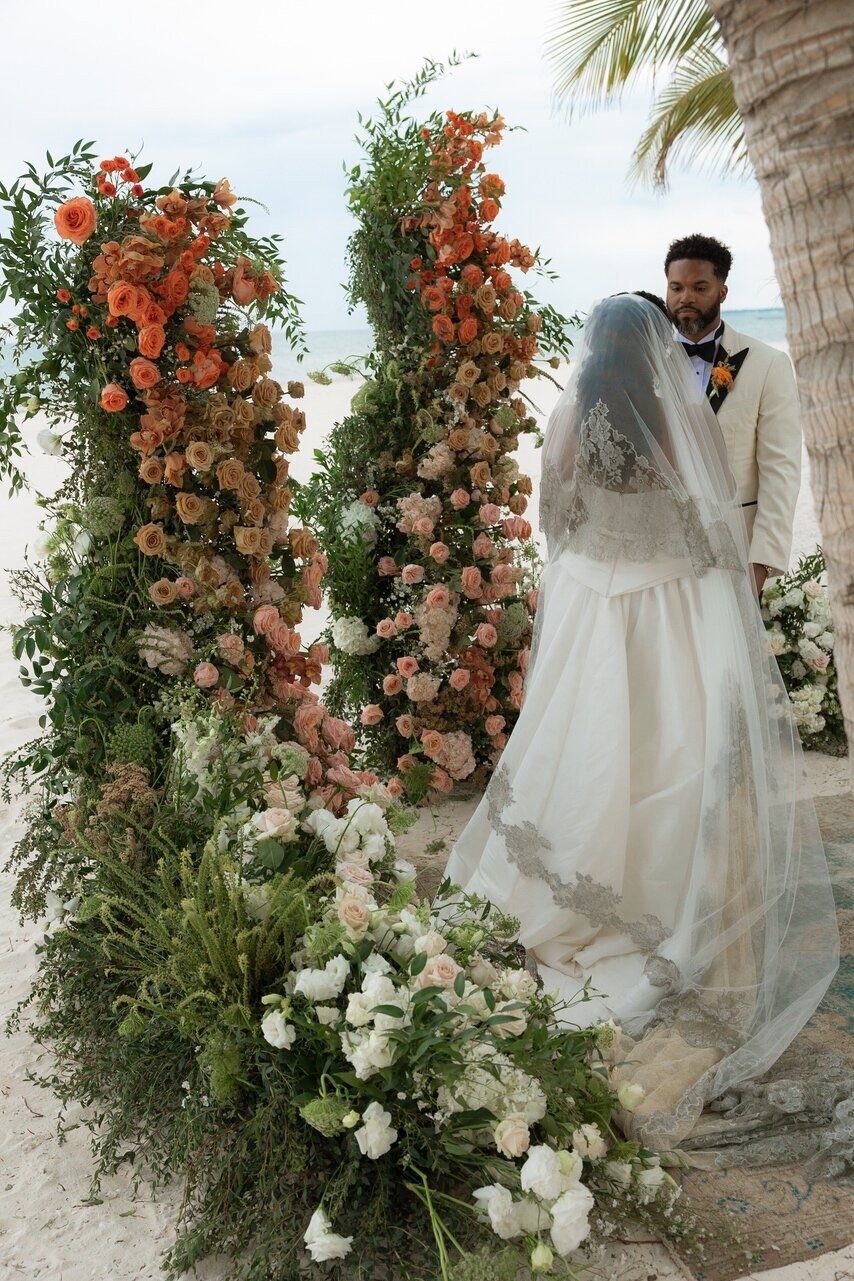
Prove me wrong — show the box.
[665,259,728,338]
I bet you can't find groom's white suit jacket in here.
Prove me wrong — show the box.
[710,321,802,576]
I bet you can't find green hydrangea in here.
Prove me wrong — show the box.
[496,600,529,646]
[84,496,126,539]
[188,279,220,327]
[106,721,158,767]
[299,1095,353,1137]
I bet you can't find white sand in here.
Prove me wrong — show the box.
[0,371,846,1281]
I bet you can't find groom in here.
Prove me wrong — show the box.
[664,233,802,594]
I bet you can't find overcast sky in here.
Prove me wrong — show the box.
[0,0,782,331]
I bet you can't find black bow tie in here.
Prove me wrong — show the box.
[680,327,723,362]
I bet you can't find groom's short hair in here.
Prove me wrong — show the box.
[665,234,733,281]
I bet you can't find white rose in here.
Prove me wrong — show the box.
[413,929,448,958]
[417,953,463,990]
[521,1145,564,1201]
[572,1122,606,1160]
[499,968,537,1002]
[355,1100,398,1159]
[241,882,271,922]
[637,1162,667,1193]
[468,953,501,987]
[315,1005,341,1026]
[493,1113,531,1159]
[804,579,823,599]
[293,954,351,1002]
[549,1184,594,1256]
[472,1185,524,1241]
[261,1009,296,1050]
[252,806,299,843]
[393,858,418,882]
[492,1000,528,1039]
[819,631,834,650]
[767,629,786,656]
[617,1081,646,1112]
[303,1208,353,1262]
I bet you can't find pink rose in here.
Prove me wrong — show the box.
[395,714,415,737]
[216,633,245,665]
[253,605,280,635]
[323,716,356,752]
[425,585,450,609]
[378,556,399,576]
[508,671,524,692]
[387,777,405,797]
[451,488,471,511]
[519,646,530,673]
[429,542,451,564]
[383,674,403,695]
[527,588,540,611]
[194,661,220,689]
[431,767,453,793]
[502,516,532,541]
[807,653,831,671]
[461,566,483,599]
[376,618,398,639]
[449,668,470,691]
[473,533,495,559]
[485,715,506,736]
[401,563,425,585]
[175,576,196,600]
[397,656,419,677]
[510,689,524,710]
[394,611,414,629]
[269,622,300,656]
[413,516,434,536]
[479,503,500,525]
[417,953,462,989]
[336,861,374,886]
[397,754,418,771]
[476,623,498,647]
[361,704,384,725]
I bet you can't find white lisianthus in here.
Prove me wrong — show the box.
[261,1009,296,1050]
[355,1100,398,1159]
[571,1122,607,1160]
[493,1113,531,1158]
[315,1005,341,1026]
[361,952,393,977]
[818,631,835,650]
[37,426,63,456]
[549,1184,594,1255]
[302,807,337,839]
[603,1159,633,1186]
[393,857,418,882]
[293,954,351,1002]
[531,1242,554,1273]
[617,1081,646,1112]
[521,1145,565,1201]
[343,1029,395,1079]
[303,1208,353,1262]
[472,1185,524,1241]
[803,621,822,639]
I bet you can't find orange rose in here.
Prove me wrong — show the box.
[134,523,166,556]
[216,458,245,490]
[458,317,479,344]
[129,357,161,390]
[138,325,166,359]
[56,288,72,303]
[175,493,206,523]
[185,441,213,471]
[234,525,263,555]
[139,300,167,327]
[54,197,97,245]
[138,457,164,484]
[149,578,177,606]
[432,314,455,343]
[99,383,129,413]
[107,281,141,318]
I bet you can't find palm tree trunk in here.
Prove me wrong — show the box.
[707,0,854,754]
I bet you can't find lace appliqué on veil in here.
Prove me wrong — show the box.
[539,400,743,575]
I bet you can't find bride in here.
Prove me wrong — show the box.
[443,293,839,1162]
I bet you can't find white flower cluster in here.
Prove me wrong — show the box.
[172,707,280,797]
[762,572,836,738]
[331,614,381,656]
[340,499,380,546]
[790,683,826,734]
[303,798,391,867]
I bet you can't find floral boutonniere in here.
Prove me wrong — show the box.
[709,358,736,398]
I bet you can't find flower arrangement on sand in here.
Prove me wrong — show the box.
[0,133,689,1280]
[296,61,578,801]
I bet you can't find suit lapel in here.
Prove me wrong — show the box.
[706,340,750,415]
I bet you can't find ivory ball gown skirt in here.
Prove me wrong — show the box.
[443,547,838,1161]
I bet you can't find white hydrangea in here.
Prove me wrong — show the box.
[331,615,381,656]
[340,500,380,546]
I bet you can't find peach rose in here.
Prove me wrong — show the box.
[217,458,245,490]
[395,714,415,737]
[429,542,451,564]
[401,563,424,585]
[396,657,419,678]
[337,890,373,939]
[450,488,470,511]
[176,493,206,524]
[425,585,450,609]
[485,715,506,736]
[378,556,399,576]
[430,768,454,794]
[359,489,380,507]
[417,953,463,990]
[175,576,196,599]
[360,704,384,726]
[470,461,491,488]
[268,621,299,655]
[394,611,414,629]
[185,441,213,471]
[287,380,305,399]
[99,383,129,413]
[376,618,398,639]
[460,566,483,599]
[129,357,160,390]
[193,661,219,689]
[479,503,501,526]
[413,516,435,536]
[134,523,166,556]
[138,457,164,484]
[476,622,498,647]
[54,196,97,245]
[387,777,405,797]
[253,604,280,635]
[253,377,281,409]
[149,578,176,606]
[449,668,470,691]
[248,322,272,354]
[138,325,166,360]
[383,674,403,695]
[238,472,261,502]
[217,633,245,665]
[421,729,443,757]
[234,526,263,555]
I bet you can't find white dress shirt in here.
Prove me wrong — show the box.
[675,321,724,401]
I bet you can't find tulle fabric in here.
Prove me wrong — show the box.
[442,295,839,1164]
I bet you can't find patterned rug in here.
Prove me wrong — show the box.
[670,792,854,1280]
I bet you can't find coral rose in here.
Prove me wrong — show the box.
[139,325,166,359]
[449,668,471,692]
[479,503,501,526]
[175,576,196,600]
[378,556,398,577]
[360,704,384,726]
[376,618,398,639]
[450,488,470,511]
[107,281,140,318]
[359,489,380,507]
[54,197,97,245]
[458,317,479,344]
[425,585,450,609]
[432,314,455,343]
[421,729,443,757]
[253,604,280,635]
[99,383,129,413]
[134,523,166,556]
[429,542,451,564]
[396,657,419,678]
[460,566,483,598]
[394,611,414,629]
[485,715,506,736]
[383,674,403,695]
[217,633,244,665]
[387,777,405,797]
[129,357,160,390]
[503,516,532,541]
[401,563,424,585]
[395,715,415,737]
[476,622,498,647]
[193,661,220,689]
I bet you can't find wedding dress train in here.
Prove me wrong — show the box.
[443,296,840,1165]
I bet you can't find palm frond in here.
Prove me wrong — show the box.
[547,0,719,113]
[630,45,748,188]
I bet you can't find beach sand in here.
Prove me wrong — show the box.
[0,369,844,1281]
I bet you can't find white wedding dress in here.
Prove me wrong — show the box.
[443,296,839,1163]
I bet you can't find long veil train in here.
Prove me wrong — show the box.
[443,294,841,1166]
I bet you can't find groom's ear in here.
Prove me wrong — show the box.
[719,281,729,305]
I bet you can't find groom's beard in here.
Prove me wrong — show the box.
[670,303,720,337]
